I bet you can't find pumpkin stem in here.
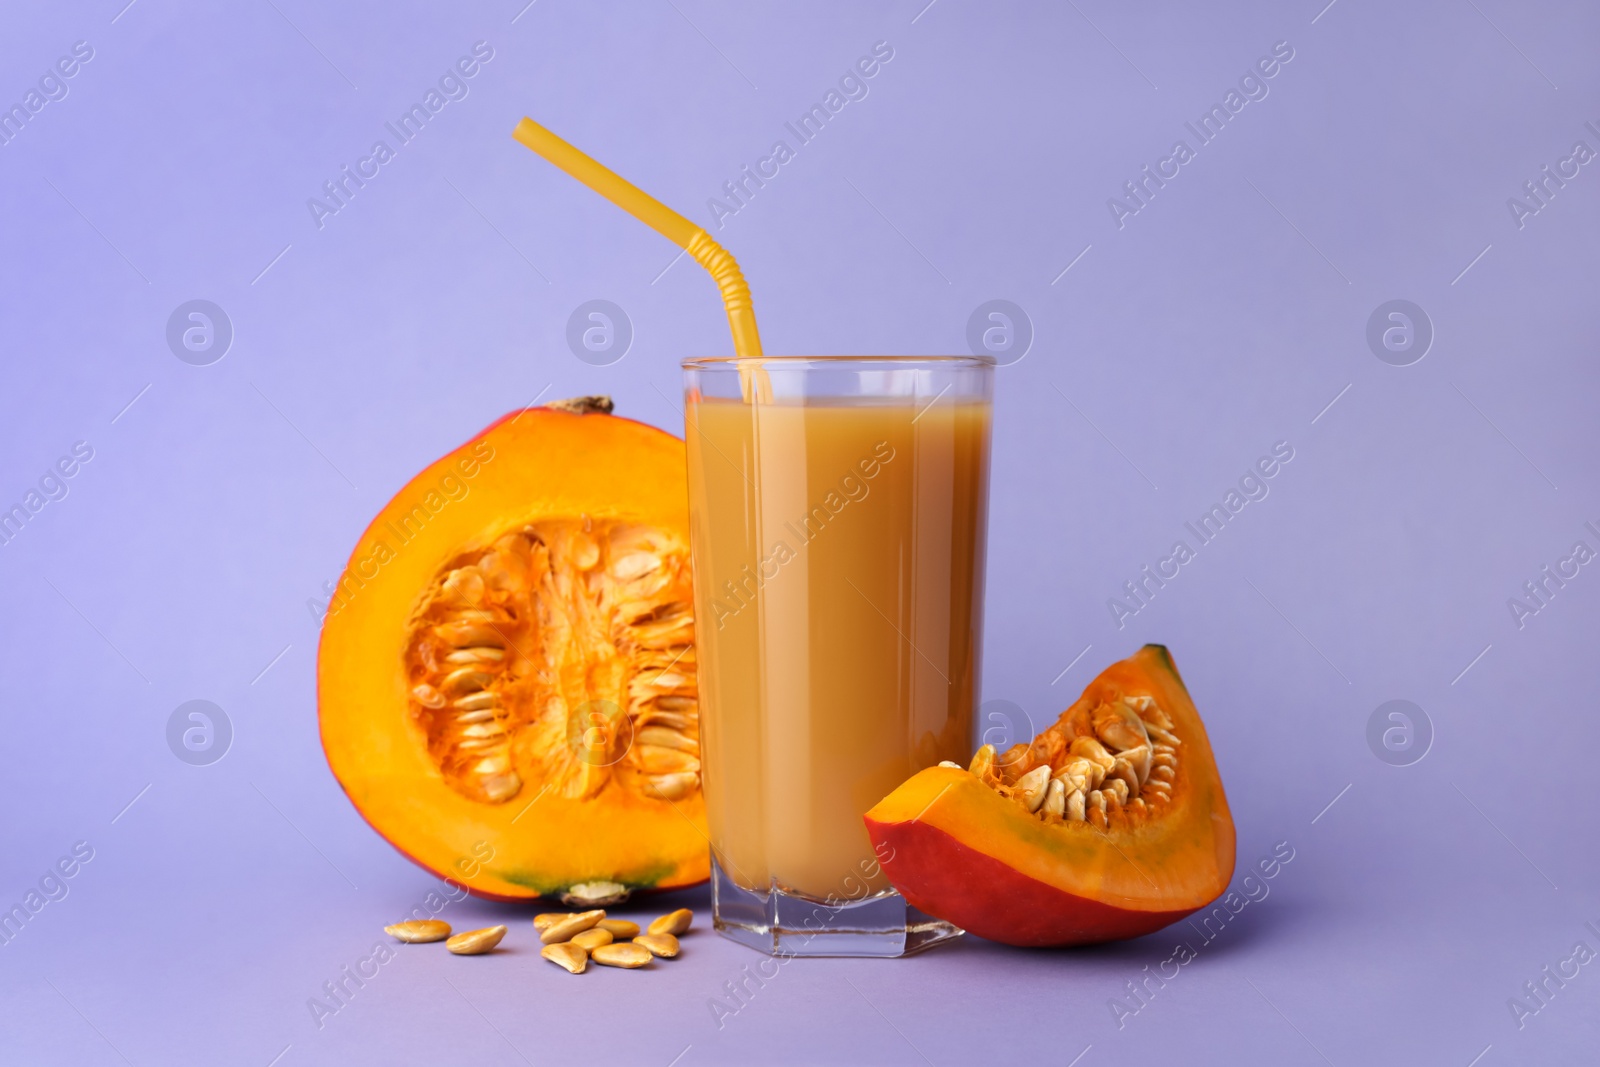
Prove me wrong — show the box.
[544,395,615,415]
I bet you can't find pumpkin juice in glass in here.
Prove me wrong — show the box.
[683,357,993,956]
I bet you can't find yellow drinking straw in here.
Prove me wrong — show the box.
[513,118,767,394]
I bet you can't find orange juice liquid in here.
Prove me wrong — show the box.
[686,396,991,901]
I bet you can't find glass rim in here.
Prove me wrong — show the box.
[681,355,994,370]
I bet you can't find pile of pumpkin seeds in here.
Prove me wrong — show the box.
[383,907,693,973]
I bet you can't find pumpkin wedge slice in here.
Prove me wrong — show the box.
[865,645,1233,946]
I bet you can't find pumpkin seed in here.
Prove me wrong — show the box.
[1053,756,1099,793]
[444,647,505,664]
[542,942,587,974]
[1015,766,1051,813]
[1120,742,1154,783]
[410,684,447,708]
[384,919,451,943]
[1147,724,1182,747]
[597,919,640,938]
[1069,736,1116,772]
[1092,698,1151,752]
[591,942,652,968]
[638,727,698,752]
[647,908,693,936]
[570,928,613,951]
[642,772,698,800]
[1066,789,1087,822]
[634,932,680,958]
[541,909,605,944]
[1041,778,1066,819]
[1109,757,1140,800]
[446,925,506,955]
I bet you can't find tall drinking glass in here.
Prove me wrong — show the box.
[682,356,994,956]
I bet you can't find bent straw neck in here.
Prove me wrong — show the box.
[511,118,767,389]
[685,230,764,375]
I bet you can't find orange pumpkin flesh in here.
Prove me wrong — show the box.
[864,646,1233,946]
[317,401,709,901]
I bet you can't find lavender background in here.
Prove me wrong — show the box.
[2,0,1597,1063]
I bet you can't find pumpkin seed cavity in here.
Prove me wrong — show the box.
[404,519,699,807]
[974,693,1180,830]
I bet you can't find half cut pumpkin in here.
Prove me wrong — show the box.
[317,400,708,901]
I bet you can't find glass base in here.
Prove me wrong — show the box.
[711,857,963,957]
